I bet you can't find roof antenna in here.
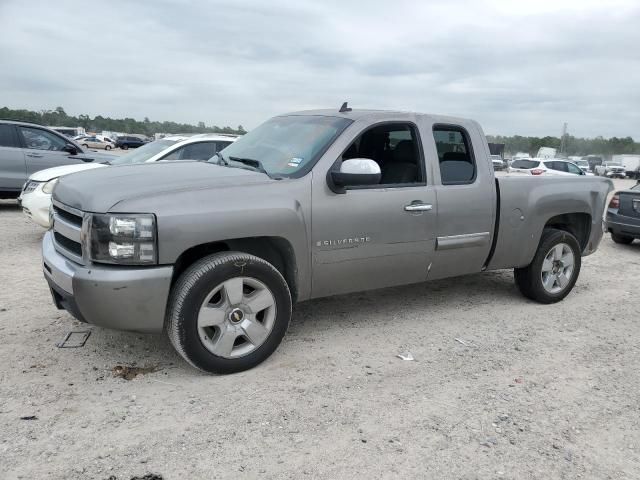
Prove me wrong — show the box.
[339,102,352,113]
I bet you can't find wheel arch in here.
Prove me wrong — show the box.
[542,212,592,252]
[171,236,299,303]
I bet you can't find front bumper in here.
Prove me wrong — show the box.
[606,210,640,238]
[21,189,52,228]
[42,231,174,333]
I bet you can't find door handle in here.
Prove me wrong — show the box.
[26,153,43,158]
[404,202,433,212]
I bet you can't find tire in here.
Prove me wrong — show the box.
[166,252,292,374]
[611,233,634,245]
[514,228,582,304]
[82,144,89,148]
[105,145,111,150]
[122,144,128,150]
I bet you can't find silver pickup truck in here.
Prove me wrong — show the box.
[43,108,613,373]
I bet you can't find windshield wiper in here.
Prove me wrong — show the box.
[212,151,229,166]
[228,156,270,176]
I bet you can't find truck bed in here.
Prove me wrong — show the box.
[487,174,613,270]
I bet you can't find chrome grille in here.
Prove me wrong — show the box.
[22,181,40,194]
[52,201,84,265]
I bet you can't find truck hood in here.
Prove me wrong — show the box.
[53,161,273,212]
[29,163,108,182]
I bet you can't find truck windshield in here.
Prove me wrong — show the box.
[110,139,179,165]
[213,115,352,178]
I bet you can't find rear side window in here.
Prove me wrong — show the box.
[0,124,18,147]
[433,126,476,185]
[512,159,539,169]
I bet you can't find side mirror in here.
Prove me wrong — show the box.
[63,144,78,155]
[329,158,381,193]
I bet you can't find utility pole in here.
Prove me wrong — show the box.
[559,122,568,155]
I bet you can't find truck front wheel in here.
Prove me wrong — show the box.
[166,252,292,374]
[514,228,581,304]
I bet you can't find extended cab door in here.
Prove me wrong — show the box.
[17,125,81,176]
[310,115,437,298]
[426,121,496,279]
[0,124,26,193]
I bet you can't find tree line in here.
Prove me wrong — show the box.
[487,134,639,158]
[0,106,246,136]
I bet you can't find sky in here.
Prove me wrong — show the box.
[0,0,638,138]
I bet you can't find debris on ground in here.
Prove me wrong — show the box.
[454,337,473,347]
[19,415,37,420]
[112,365,159,381]
[396,352,415,361]
[56,330,91,348]
[106,474,163,480]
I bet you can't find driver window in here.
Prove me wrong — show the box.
[19,127,66,151]
[341,123,424,186]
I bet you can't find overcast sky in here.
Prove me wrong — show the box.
[1,0,638,137]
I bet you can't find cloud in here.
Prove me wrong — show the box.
[0,0,638,137]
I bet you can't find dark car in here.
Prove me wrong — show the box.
[0,119,114,199]
[115,136,145,149]
[606,182,640,244]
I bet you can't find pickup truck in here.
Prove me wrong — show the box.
[43,107,613,373]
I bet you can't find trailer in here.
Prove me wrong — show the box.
[612,154,640,179]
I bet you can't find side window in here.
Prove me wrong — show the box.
[340,123,424,186]
[19,127,67,151]
[178,142,217,160]
[567,163,582,175]
[433,126,476,185]
[0,125,18,147]
[161,147,183,161]
[550,161,568,172]
[216,141,232,152]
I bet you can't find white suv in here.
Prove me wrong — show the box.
[19,133,238,227]
[508,158,587,177]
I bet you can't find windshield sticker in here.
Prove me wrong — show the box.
[287,157,303,167]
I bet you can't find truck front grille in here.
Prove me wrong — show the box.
[52,201,84,265]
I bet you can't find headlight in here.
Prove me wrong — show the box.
[85,214,157,265]
[42,178,59,194]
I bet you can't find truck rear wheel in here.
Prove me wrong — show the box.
[514,228,581,304]
[166,252,292,374]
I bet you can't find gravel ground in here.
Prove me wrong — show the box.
[1,179,639,480]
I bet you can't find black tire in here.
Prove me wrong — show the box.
[611,233,634,245]
[122,144,128,150]
[514,228,582,304]
[82,144,89,148]
[166,252,292,374]
[105,145,111,150]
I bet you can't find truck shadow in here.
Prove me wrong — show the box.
[291,269,519,334]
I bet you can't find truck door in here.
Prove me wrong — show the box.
[0,124,26,193]
[426,122,496,279]
[17,126,80,176]
[310,118,437,298]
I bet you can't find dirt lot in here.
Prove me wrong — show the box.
[1,179,639,480]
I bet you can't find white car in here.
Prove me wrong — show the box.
[19,133,238,227]
[508,158,588,176]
